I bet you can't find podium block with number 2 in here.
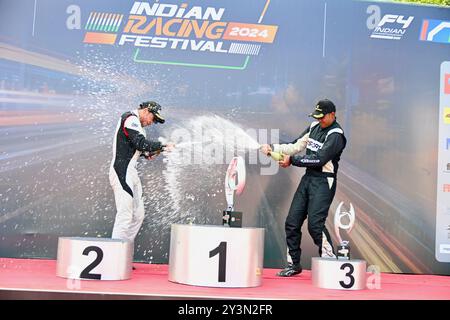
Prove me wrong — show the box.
[56,237,133,281]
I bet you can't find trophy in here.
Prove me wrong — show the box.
[223,156,246,227]
[333,202,356,260]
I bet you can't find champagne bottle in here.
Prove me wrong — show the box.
[268,151,284,161]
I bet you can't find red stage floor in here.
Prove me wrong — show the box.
[0,258,449,300]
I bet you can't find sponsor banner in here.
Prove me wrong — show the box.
[436,61,450,262]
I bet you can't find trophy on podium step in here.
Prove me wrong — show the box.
[223,156,246,227]
[333,202,356,260]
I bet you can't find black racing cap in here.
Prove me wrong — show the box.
[139,101,165,124]
[309,99,336,119]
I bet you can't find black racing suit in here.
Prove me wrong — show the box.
[272,120,346,265]
[109,110,163,242]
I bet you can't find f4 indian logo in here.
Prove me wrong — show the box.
[370,14,414,40]
[420,19,450,44]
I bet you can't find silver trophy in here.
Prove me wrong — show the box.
[223,156,246,227]
[333,202,356,260]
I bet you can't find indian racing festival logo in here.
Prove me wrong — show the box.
[82,1,278,69]
[370,14,414,40]
[420,19,450,44]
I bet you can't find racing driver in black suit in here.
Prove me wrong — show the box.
[261,99,347,277]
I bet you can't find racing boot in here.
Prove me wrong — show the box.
[277,263,302,277]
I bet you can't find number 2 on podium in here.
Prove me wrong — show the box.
[209,242,227,282]
[80,246,103,280]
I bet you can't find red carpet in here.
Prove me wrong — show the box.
[0,258,449,299]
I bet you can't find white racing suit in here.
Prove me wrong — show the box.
[109,110,162,242]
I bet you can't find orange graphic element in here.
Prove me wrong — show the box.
[223,22,278,43]
[420,20,429,40]
[83,32,117,44]
[0,110,83,126]
[445,74,450,94]
[444,184,450,192]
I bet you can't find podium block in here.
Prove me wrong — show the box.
[168,224,265,288]
[312,257,367,290]
[56,237,133,280]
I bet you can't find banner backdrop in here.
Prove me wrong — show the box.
[0,0,449,275]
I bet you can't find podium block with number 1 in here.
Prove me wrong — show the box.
[168,224,265,288]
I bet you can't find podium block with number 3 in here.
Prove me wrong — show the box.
[312,257,367,290]
[168,224,265,288]
[56,237,133,281]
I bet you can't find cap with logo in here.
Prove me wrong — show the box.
[139,101,165,124]
[309,99,336,119]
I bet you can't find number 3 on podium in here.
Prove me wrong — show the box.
[339,263,355,289]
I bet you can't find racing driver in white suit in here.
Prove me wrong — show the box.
[109,101,173,243]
